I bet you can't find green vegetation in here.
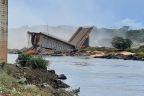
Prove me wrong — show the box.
[111,37,132,50]
[17,54,32,67]
[0,70,55,96]
[17,54,48,69]
[126,29,144,42]
[26,56,48,69]
[0,71,20,96]
[0,54,79,96]
[0,63,78,96]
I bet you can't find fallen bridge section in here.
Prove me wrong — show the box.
[68,27,93,48]
[28,32,76,52]
[27,26,93,53]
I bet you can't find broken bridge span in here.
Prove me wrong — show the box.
[27,26,93,52]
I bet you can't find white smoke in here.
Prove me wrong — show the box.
[89,26,129,47]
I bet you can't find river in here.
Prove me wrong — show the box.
[8,54,144,96]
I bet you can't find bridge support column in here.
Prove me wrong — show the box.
[0,0,8,63]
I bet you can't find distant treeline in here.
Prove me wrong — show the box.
[91,26,144,47]
[126,29,144,43]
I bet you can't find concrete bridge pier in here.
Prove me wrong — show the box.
[0,0,8,63]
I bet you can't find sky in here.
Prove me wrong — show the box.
[9,0,144,28]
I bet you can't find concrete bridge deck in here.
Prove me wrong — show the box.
[28,26,93,52]
[68,27,93,48]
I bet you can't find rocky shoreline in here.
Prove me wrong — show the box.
[8,47,144,61]
[0,64,78,96]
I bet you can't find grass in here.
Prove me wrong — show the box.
[0,70,20,96]
[0,63,78,96]
[0,53,79,96]
[19,85,53,96]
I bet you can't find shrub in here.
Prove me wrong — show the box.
[17,54,48,70]
[26,56,48,69]
[17,54,32,67]
[111,37,132,50]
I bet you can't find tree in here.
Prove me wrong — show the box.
[111,37,132,50]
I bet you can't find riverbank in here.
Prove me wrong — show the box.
[8,47,144,61]
[85,47,144,61]
[0,63,79,96]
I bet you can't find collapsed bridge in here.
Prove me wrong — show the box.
[27,27,93,52]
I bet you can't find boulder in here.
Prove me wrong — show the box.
[58,74,67,80]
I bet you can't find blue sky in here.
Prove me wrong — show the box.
[9,0,144,28]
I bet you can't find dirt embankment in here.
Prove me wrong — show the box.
[1,64,72,96]
[88,51,144,61]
